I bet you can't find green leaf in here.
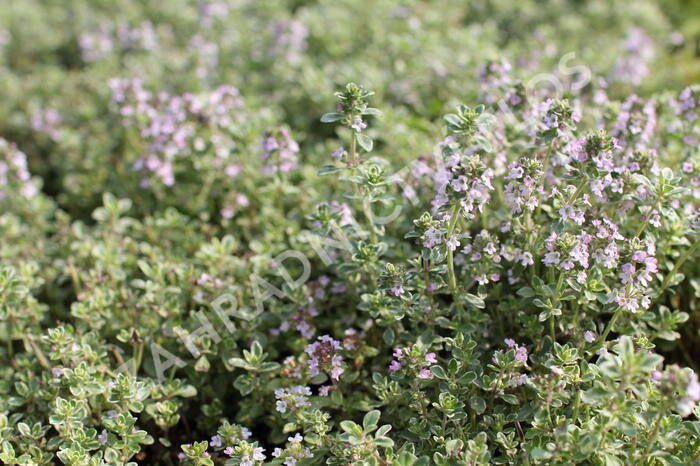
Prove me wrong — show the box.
[321,112,344,123]
[396,451,418,466]
[383,328,395,345]
[376,425,392,437]
[500,394,519,405]
[444,114,461,126]
[463,293,485,308]
[318,165,342,176]
[233,375,254,396]
[581,386,609,405]
[357,133,373,152]
[340,420,361,435]
[533,298,547,308]
[259,361,280,372]
[459,371,477,384]
[363,410,381,431]
[250,340,263,359]
[431,365,448,380]
[16,422,30,437]
[362,108,383,116]
[374,436,394,448]
[469,396,486,414]
[530,447,552,461]
[445,439,464,456]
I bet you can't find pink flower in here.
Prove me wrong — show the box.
[446,236,460,251]
[351,116,367,132]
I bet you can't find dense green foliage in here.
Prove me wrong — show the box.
[2,1,700,464]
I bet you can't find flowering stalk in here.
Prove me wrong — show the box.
[321,83,382,244]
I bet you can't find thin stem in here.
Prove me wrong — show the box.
[641,409,666,461]
[601,306,622,343]
[588,306,624,360]
[567,178,587,205]
[446,203,461,293]
[349,129,377,243]
[659,239,700,295]
[571,386,581,422]
[350,129,358,167]
[423,258,434,312]
[549,313,555,340]
[362,194,377,244]
[550,272,566,340]
[541,140,555,181]
[67,261,82,296]
[27,337,50,370]
[5,323,12,359]
[634,213,652,239]
[534,140,555,221]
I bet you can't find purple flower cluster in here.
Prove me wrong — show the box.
[610,95,657,150]
[611,28,654,86]
[305,335,345,381]
[507,373,529,387]
[653,367,700,417]
[30,108,63,142]
[220,193,249,220]
[271,433,313,466]
[109,78,244,188]
[388,347,439,379]
[260,126,300,174]
[458,230,503,285]
[237,446,266,466]
[269,20,309,66]
[673,85,699,122]
[542,232,590,281]
[272,304,319,339]
[504,338,528,363]
[271,277,336,339]
[564,131,621,174]
[432,142,495,220]
[608,244,657,312]
[274,386,312,414]
[504,157,543,213]
[79,21,157,62]
[477,59,513,105]
[0,139,38,200]
[671,85,700,147]
[540,99,577,134]
[678,372,700,416]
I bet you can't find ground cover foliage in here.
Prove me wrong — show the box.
[2,1,700,464]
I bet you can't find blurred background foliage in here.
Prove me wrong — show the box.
[0,0,697,218]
